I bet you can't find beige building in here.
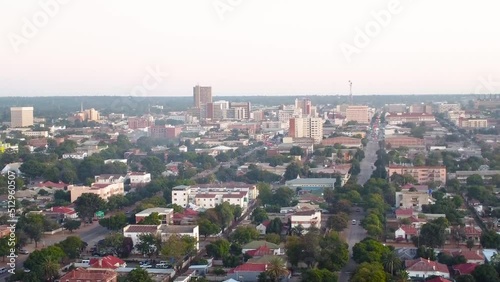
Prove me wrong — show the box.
[438,103,461,113]
[68,183,125,202]
[289,117,323,144]
[84,108,100,121]
[459,119,488,128]
[345,106,370,124]
[290,210,322,230]
[10,107,34,127]
[395,191,432,211]
[387,166,447,185]
[193,85,212,108]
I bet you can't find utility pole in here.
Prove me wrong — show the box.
[349,80,353,105]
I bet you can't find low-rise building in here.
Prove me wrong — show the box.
[68,183,125,202]
[321,137,362,148]
[405,258,450,279]
[385,136,425,149]
[128,172,152,187]
[285,178,336,192]
[94,174,127,185]
[135,208,174,224]
[395,191,432,211]
[448,170,500,185]
[290,210,321,230]
[385,113,435,125]
[59,268,118,282]
[172,183,258,208]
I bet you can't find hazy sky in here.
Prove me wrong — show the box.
[1,0,500,97]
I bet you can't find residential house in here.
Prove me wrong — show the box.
[452,263,478,276]
[405,258,450,279]
[0,162,22,175]
[395,225,418,241]
[122,225,161,247]
[226,263,268,282]
[94,174,127,184]
[58,268,118,282]
[290,210,321,230]
[89,256,127,269]
[242,241,281,256]
[255,220,271,235]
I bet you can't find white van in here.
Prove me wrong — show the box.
[81,259,90,264]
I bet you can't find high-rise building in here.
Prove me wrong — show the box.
[289,117,323,144]
[345,106,370,124]
[387,104,406,113]
[193,85,212,108]
[229,102,251,119]
[295,98,312,116]
[409,104,432,114]
[84,108,100,121]
[10,107,34,127]
[149,125,182,139]
[437,103,461,113]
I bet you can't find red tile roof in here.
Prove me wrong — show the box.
[453,263,478,275]
[246,245,273,257]
[401,225,418,235]
[37,181,68,189]
[228,263,267,273]
[59,268,117,280]
[425,277,452,282]
[405,258,449,274]
[89,255,125,269]
[452,250,485,261]
[395,208,414,216]
[464,226,482,235]
[51,206,76,215]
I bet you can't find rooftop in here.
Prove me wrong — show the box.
[161,225,198,234]
[242,240,280,250]
[405,258,449,274]
[124,225,160,233]
[136,208,174,216]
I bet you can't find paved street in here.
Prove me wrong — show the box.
[339,139,378,282]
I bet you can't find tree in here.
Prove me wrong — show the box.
[206,239,230,259]
[381,250,401,276]
[214,202,234,231]
[326,213,348,231]
[265,234,281,245]
[21,213,45,248]
[198,218,221,238]
[301,269,337,282]
[472,264,500,282]
[284,162,301,180]
[480,230,500,249]
[62,219,81,232]
[136,233,161,258]
[396,270,410,282]
[467,238,475,250]
[273,187,295,207]
[74,193,106,223]
[99,212,128,231]
[266,218,283,234]
[467,174,484,186]
[161,235,196,269]
[139,212,162,225]
[56,236,86,259]
[350,262,387,282]
[41,256,61,281]
[231,226,260,245]
[290,146,304,156]
[317,231,349,271]
[415,218,449,248]
[353,238,391,264]
[257,183,273,204]
[141,156,165,177]
[252,207,269,224]
[100,233,126,257]
[126,267,153,282]
[265,257,288,282]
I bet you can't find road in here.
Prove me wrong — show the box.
[338,138,379,282]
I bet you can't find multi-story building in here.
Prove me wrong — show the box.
[148,125,181,139]
[387,166,447,185]
[278,107,302,125]
[345,106,370,124]
[172,183,258,208]
[68,183,125,202]
[458,119,488,128]
[385,113,435,125]
[395,191,431,211]
[295,98,312,116]
[94,174,127,184]
[289,117,323,144]
[135,208,173,224]
[127,172,151,187]
[194,191,248,209]
[387,104,406,113]
[123,224,199,250]
[438,103,461,113]
[230,102,251,119]
[84,108,100,121]
[10,107,34,127]
[321,137,362,148]
[290,210,321,230]
[385,136,425,149]
[128,116,154,129]
[409,104,432,114]
[285,178,336,192]
[193,85,212,108]
[21,131,49,138]
[251,110,264,121]
[448,170,500,185]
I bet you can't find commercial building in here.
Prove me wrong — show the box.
[84,108,100,121]
[345,106,370,124]
[10,107,34,127]
[458,119,488,128]
[385,113,435,125]
[229,102,251,119]
[123,224,199,250]
[321,137,362,148]
[68,183,125,202]
[385,136,425,149]
[135,208,173,224]
[448,170,500,185]
[149,125,182,139]
[295,98,313,116]
[193,85,212,108]
[438,103,461,113]
[395,191,432,211]
[285,178,336,192]
[388,166,447,185]
[387,104,406,113]
[288,117,323,144]
[128,116,154,129]
[409,104,432,114]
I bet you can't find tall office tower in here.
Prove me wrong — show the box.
[229,102,251,119]
[193,85,212,108]
[10,107,34,127]
[295,98,312,116]
[345,105,370,124]
[289,117,324,144]
[84,108,100,121]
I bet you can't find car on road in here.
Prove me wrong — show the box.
[356,208,361,212]
[140,264,152,268]
[352,220,356,225]
[19,249,29,254]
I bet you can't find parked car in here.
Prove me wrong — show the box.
[140,264,152,268]
[19,249,29,255]
[352,220,356,225]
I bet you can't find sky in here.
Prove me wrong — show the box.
[1,0,500,97]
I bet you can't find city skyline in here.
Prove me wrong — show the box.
[1,0,500,97]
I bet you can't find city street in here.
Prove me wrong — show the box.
[339,138,378,282]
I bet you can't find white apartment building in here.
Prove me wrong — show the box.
[438,103,461,113]
[290,210,322,230]
[94,174,127,184]
[122,224,200,252]
[22,131,49,138]
[10,107,34,127]
[128,172,152,187]
[172,183,258,209]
